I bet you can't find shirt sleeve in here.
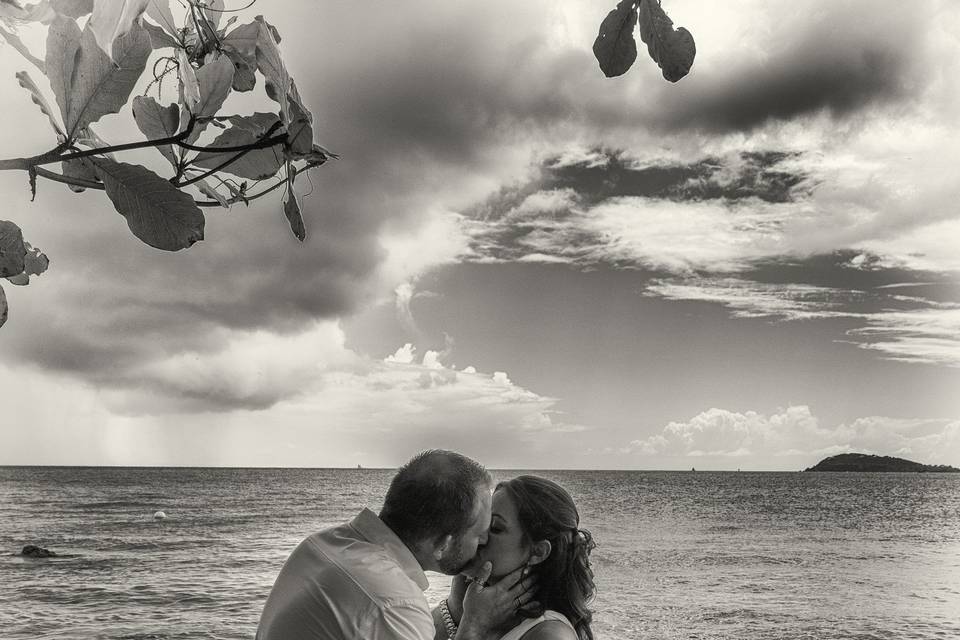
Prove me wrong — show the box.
[368,602,435,640]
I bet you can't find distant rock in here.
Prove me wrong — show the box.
[21,545,57,558]
[804,453,960,472]
[153,510,167,520]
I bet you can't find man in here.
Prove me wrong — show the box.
[256,449,534,640]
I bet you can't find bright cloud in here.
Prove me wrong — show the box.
[627,406,959,464]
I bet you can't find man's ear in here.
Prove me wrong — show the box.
[528,539,552,566]
[433,534,454,560]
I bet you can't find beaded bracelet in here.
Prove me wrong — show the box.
[439,598,459,639]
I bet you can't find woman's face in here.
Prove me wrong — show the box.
[476,487,531,580]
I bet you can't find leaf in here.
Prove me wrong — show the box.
[194,178,228,208]
[0,23,46,71]
[23,243,50,276]
[185,53,234,143]
[637,0,695,82]
[6,272,29,286]
[131,95,179,167]
[254,15,290,121]
[201,0,223,31]
[93,159,204,251]
[16,70,64,135]
[283,182,304,241]
[284,79,313,156]
[593,0,638,78]
[51,0,92,18]
[191,114,284,180]
[45,14,81,128]
[75,124,115,159]
[177,47,200,113]
[143,21,177,48]
[0,220,27,278]
[62,154,98,192]
[88,0,150,60]
[220,20,259,92]
[144,0,176,36]
[0,282,7,328]
[63,21,151,138]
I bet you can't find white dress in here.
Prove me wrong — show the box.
[498,610,575,640]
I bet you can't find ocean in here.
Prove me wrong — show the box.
[2,467,958,639]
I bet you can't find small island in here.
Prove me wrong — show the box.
[804,453,960,473]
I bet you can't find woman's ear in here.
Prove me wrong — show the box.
[527,539,552,566]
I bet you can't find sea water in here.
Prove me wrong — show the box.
[1,467,958,639]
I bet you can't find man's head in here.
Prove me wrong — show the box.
[379,449,493,575]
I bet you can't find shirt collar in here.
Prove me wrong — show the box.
[351,508,430,591]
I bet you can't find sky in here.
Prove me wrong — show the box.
[0,0,958,470]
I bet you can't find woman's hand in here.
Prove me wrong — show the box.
[456,562,538,640]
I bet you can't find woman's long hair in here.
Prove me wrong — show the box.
[497,475,596,640]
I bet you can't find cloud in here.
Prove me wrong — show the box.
[627,405,960,464]
[646,276,960,367]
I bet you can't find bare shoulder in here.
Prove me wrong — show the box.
[520,620,578,640]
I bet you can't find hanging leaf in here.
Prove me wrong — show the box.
[0,24,46,71]
[131,95,180,167]
[62,155,99,192]
[93,159,204,251]
[0,220,27,278]
[16,70,64,136]
[283,179,305,241]
[88,0,150,60]
[23,243,50,276]
[284,79,313,157]
[51,0,93,18]
[0,282,7,328]
[185,53,235,143]
[193,178,229,208]
[191,113,284,180]
[63,21,151,138]
[593,0,639,78]
[637,0,695,82]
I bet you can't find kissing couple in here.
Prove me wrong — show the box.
[256,449,596,640]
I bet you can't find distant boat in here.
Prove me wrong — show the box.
[691,467,696,472]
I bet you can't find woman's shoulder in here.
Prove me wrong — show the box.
[518,611,578,640]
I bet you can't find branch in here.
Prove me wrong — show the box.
[194,159,325,207]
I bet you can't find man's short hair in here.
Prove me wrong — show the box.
[380,449,492,545]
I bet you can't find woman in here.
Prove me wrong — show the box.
[433,475,596,640]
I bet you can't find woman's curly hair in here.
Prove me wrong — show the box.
[497,475,596,640]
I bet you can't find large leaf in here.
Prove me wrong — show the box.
[144,0,175,35]
[93,159,204,251]
[201,0,223,31]
[284,79,313,156]
[63,21,151,138]
[0,220,27,278]
[16,70,64,136]
[88,0,150,59]
[593,0,638,78]
[0,282,7,328]
[254,15,290,121]
[191,113,284,180]
[185,53,235,143]
[177,47,200,113]
[131,95,179,167]
[637,0,695,82]
[45,14,81,127]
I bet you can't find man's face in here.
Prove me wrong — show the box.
[436,483,492,576]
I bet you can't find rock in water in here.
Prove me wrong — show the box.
[21,545,56,558]
[153,511,167,520]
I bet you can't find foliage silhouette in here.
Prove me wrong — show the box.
[593,0,695,81]
[0,0,337,328]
